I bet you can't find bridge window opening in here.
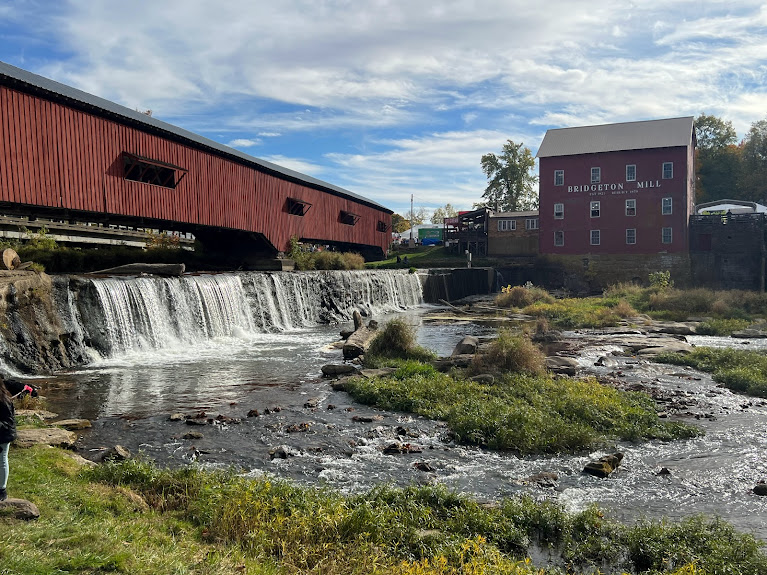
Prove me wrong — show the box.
[286,197,312,216]
[123,153,187,189]
[376,220,389,232]
[340,210,360,226]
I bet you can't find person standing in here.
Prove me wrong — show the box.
[0,378,17,501]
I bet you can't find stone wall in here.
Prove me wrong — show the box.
[497,253,692,294]
[689,214,766,291]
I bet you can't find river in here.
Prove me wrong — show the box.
[8,271,767,541]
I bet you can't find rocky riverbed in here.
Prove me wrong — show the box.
[11,300,763,541]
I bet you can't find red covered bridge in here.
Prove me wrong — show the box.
[0,61,392,261]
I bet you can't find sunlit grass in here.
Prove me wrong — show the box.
[344,359,699,454]
[657,347,767,398]
[3,448,765,574]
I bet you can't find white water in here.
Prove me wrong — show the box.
[80,270,423,358]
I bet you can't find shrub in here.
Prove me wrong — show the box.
[649,270,673,290]
[365,319,435,365]
[471,329,545,376]
[696,318,750,336]
[612,299,637,318]
[495,285,554,308]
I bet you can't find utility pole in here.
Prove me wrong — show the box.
[409,193,415,249]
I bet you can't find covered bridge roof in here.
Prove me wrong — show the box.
[536,116,695,158]
[0,60,390,213]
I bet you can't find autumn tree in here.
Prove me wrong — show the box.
[430,203,457,224]
[391,213,410,233]
[694,114,741,202]
[478,140,538,211]
[739,118,767,203]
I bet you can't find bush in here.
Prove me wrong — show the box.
[471,329,545,376]
[495,284,554,308]
[649,270,673,290]
[657,347,767,398]
[365,319,434,365]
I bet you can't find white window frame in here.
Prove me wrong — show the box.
[590,201,601,218]
[626,164,636,182]
[626,228,636,245]
[554,170,564,186]
[590,229,600,246]
[497,219,516,231]
[662,227,672,244]
[554,230,564,247]
[662,162,673,179]
[662,197,672,215]
[625,199,636,216]
[554,203,564,219]
[525,218,539,230]
[591,167,601,184]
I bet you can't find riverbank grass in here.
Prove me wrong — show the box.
[657,347,767,398]
[3,448,765,574]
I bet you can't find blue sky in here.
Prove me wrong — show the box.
[1,1,766,218]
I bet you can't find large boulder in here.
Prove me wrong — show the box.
[545,356,580,376]
[343,325,379,359]
[452,336,478,356]
[0,498,40,520]
[14,428,77,448]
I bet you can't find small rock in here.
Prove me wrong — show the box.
[470,373,495,384]
[304,398,321,409]
[101,445,131,462]
[246,409,260,417]
[169,413,186,422]
[754,482,767,496]
[185,418,207,426]
[182,431,204,440]
[321,363,359,377]
[525,471,559,487]
[414,461,436,472]
[583,453,624,478]
[327,404,336,410]
[269,445,299,460]
[655,467,672,476]
[285,422,312,433]
[352,415,382,423]
[545,356,580,376]
[0,498,40,520]
[53,418,92,431]
[215,415,241,424]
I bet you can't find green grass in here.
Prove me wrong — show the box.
[495,284,767,330]
[344,360,699,454]
[657,347,767,398]
[3,448,764,574]
[366,246,502,270]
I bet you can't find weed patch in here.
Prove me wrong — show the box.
[344,361,699,454]
[657,347,767,398]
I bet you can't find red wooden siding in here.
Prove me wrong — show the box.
[0,85,391,255]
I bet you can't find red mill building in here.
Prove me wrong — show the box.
[537,117,696,260]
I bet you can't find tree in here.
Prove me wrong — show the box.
[739,118,767,203]
[478,140,538,212]
[391,213,410,233]
[694,114,742,202]
[430,203,457,224]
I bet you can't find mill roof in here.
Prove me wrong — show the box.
[536,116,695,158]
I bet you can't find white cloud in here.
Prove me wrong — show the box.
[226,138,261,148]
[260,155,326,178]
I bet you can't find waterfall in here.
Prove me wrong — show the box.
[74,270,423,359]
